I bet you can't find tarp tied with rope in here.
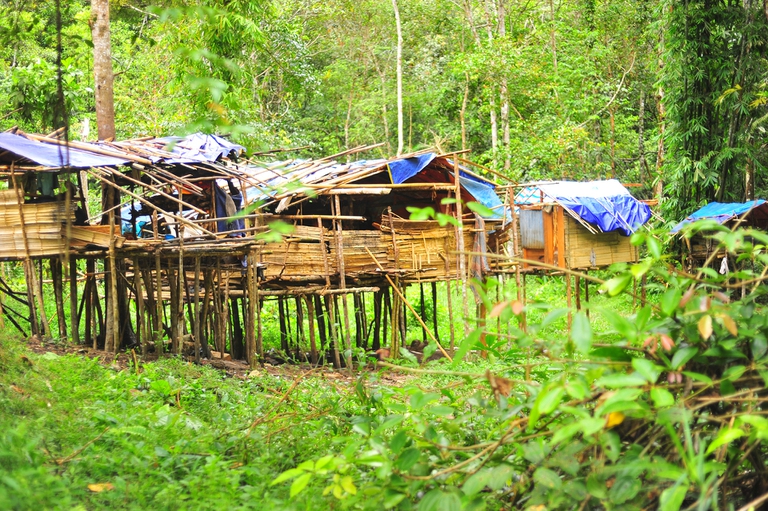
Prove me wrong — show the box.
[516,179,651,236]
[670,200,768,234]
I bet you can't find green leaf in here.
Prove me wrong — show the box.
[530,386,565,428]
[487,463,515,490]
[466,201,496,217]
[451,328,482,366]
[651,388,675,408]
[407,206,435,221]
[271,468,304,485]
[533,467,562,490]
[608,474,641,504]
[426,405,455,417]
[340,476,357,495]
[395,448,420,471]
[659,483,688,511]
[722,365,746,381]
[418,489,461,511]
[671,347,698,370]
[551,422,583,445]
[647,236,662,259]
[586,473,607,499]
[410,392,441,410]
[705,427,745,454]
[383,489,406,509]
[462,468,492,496]
[599,308,637,341]
[660,289,682,317]
[290,472,312,497]
[602,273,633,297]
[389,430,408,453]
[594,373,647,388]
[632,358,662,383]
[571,312,592,354]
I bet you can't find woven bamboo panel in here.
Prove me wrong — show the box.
[261,240,335,278]
[0,189,18,205]
[339,231,389,274]
[565,216,638,268]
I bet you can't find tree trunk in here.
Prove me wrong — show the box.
[392,0,404,156]
[91,0,116,141]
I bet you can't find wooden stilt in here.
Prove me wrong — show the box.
[295,296,305,361]
[332,195,353,369]
[246,251,257,367]
[314,295,327,352]
[278,297,289,354]
[256,263,263,360]
[372,290,382,351]
[52,258,66,340]
[154,254,163,348]
[193,257,201,364]
[231,297,244,360]
[585,271,590,319]
[305,295,318,365]
[169,268,179,354]
[431,282,440,345]
[135,259,145,356]
[86,259,94,349]
[382,287,390,351]
[325,294,341,368]
[66,261,80,342]
[575,275,582,311]
[419,282,427,343]
[566,274,572,330]
[390,285,400,358]
[108,211,119,352]
[201,268,214,357]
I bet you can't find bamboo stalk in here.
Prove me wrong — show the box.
[69,257,80,344]
[108,211,119,352]
[22,133,153,164]
[135,259,145,355]
[333,196,353,370]
[365,247,452,361]
[86,259,94,348]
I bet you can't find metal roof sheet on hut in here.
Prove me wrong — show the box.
[243,151,507,219]
[670,200,768,233]
[516,179,651,235]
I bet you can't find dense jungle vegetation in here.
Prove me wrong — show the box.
[4,0,768,510]
[2,0,768,216]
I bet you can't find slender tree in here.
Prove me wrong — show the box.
[91,0,115,140]
[392,0,404,155]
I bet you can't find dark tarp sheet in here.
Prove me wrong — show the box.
[670,200,768,233]
[214,181,245,236]
[0,132,131,168]
[521,180,651,236]
[451,172,505,219]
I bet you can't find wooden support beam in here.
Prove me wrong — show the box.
[69,257,80,344]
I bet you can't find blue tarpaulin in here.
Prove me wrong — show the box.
[670,200,767,233]
[387,154,437,184]
[517,180,651,236]
[451,173,505,219]
[0,132,131,168]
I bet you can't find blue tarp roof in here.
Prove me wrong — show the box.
[516,179,651,236]
[670,200,768,233]
[0,132,131,168]
[387,153,437,184]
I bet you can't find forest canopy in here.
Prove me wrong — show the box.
[1,0,768,217]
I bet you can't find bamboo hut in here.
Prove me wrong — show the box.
[0,129,513,368]
[671,200,768,270]
[515,180,651,270]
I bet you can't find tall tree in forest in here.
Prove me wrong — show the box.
[91,0,115,140]
[392,0,404,155]
[660,0,768,217]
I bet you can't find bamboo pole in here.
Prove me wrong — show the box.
[69,257,79,343]
[86,259,94,348]
[86,169,216,237]
[52,258,66,339]
[318,218,331,288]
[453,160,469,336]
[246,250,257,367]
[193,257,201,364]
[135,259,146,355]
[108,211,120,352]
[304,295,318,366]
[365,247,452,361]
[325,295,341,368]
[333,196,353,369]
[22,133,153,164]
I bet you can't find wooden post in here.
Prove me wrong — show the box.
[382,286,390,350]
[255,255,263,360]
[193,257,201,364]
[390,285,400,357]
[305,295,318,365]
[575,275,581,311]
[372,290,383,351]
[584,271,590,319]
[169,267,179,354]
[246,250,257,367]
[154,254,163,348]
[135,259,145,355]
[108,210,119,352]
[333,196,353,369]
[419,282,427,343]
[86,259,94,348]
[201,268,214,357]
[70,256,80,344]
[295,296,305,361]
[431,282,440,345]
[325,294,341,368]
[453,159,469,336]
[51,258,66,340]
[443,257,456,351]
[278,297,289,354]
[314,295,327,352]
[566,274,572,330]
